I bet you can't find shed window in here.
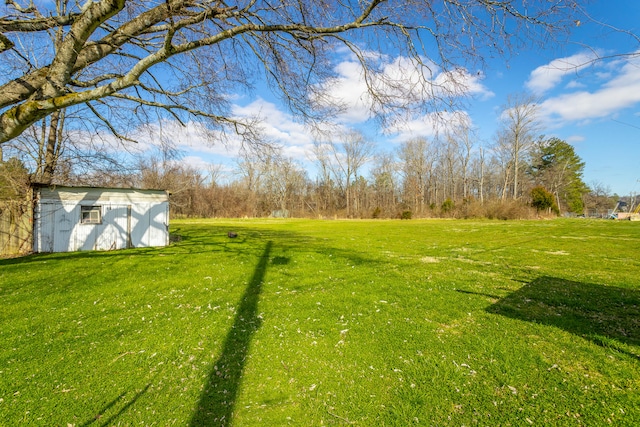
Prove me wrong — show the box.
[81,206,102,224]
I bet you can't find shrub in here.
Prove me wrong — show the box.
[441,198,454,215]
[372,207,381,219]
[489,199,536,220]
[531,186,559,215]
[531,186,553,211]
[400,210,412,220]
[459,199,536,220]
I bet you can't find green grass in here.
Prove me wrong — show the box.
[1,218,639,426]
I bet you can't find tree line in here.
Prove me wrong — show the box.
[0,95,619,219]
[139,134,609,220]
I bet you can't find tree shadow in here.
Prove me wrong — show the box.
[79,383,151,427]
[0,226,303,265]
[456,288,502,300]
[486,276,640,360]
[189,241,274,426]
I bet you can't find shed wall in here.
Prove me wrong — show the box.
[34,187,168,253]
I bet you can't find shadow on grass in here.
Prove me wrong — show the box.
[190,241,275,426]
[0,224,379,276]
[177,226,295,253]
[486,276,640,360]
[456,289,502,300]
[0,226,302,265]
[0,248,123,265]
[80,384,151,427]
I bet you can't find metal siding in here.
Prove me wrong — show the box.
[75,205,129,251]
[142,203,151,247]
[75,204,95,251]
[127,202,169,248]
[33,187,169,253]
[32,202,42,252]
[147,202,169,247]
[56,203,79,252]
[70,205,100,251]
[33,202,76,252]
[103,205,129,250]
[129,203,146,247]
[34,202,57,252]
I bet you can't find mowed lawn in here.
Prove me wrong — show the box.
[1,218,639,426]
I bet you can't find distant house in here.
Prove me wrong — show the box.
[32,185,169,253]
[1,185,169,256]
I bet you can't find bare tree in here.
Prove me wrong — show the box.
[324,130,375,217]
[398,137,439,214]
[5,111,67,184]
[235,151,263,194]
[451,121,475,200]
[441,134,460,202]
[4,106,137,185]
[584,181,615,216]
[207,163,226,188]
[492,131,514,200]
[259,153,307,216]
[496,94,540,199]
[310,140,335,214]
[0,0,580,149]
[370,152,398,216]
[472,145,487,203]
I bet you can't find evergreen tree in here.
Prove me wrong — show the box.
[530,137,589,213]
[531,186,559,215]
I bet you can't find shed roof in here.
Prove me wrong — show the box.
[33,184,169,204]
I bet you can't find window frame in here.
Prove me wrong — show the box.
[80,205,102,225]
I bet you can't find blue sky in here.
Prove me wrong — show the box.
[158,1,640,197]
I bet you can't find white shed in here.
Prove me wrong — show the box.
[33,185,169,253]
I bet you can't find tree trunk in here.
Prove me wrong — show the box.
[40,110,65,184]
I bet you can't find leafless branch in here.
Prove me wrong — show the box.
[0,0,585,147]
[86,100,139,144]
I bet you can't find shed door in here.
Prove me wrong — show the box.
[34,202,77,252]
[54,205,76,252]
[97,205,129,250]
[34,202,57,252]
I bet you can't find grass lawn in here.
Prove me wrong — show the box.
[1,218,639,426]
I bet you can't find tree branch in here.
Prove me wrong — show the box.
[0,14,80,32]
[0,0,584,147]
[86,100,138,144]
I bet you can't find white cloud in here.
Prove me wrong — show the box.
[594,71,612,80]
[132,119,239,158]
[65,128,128,153]
[317,60,375,122]
[122,100,320,164]
[434,68,494,100]
[387,111,472,142]
[565,80,586,90]
[566,135,585,143]
[232,99,315,148]
[538,55,640,123]
[70,52,492,174]
[317,55,491,125]
[526,51,600,94]
[177,155,216,170]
